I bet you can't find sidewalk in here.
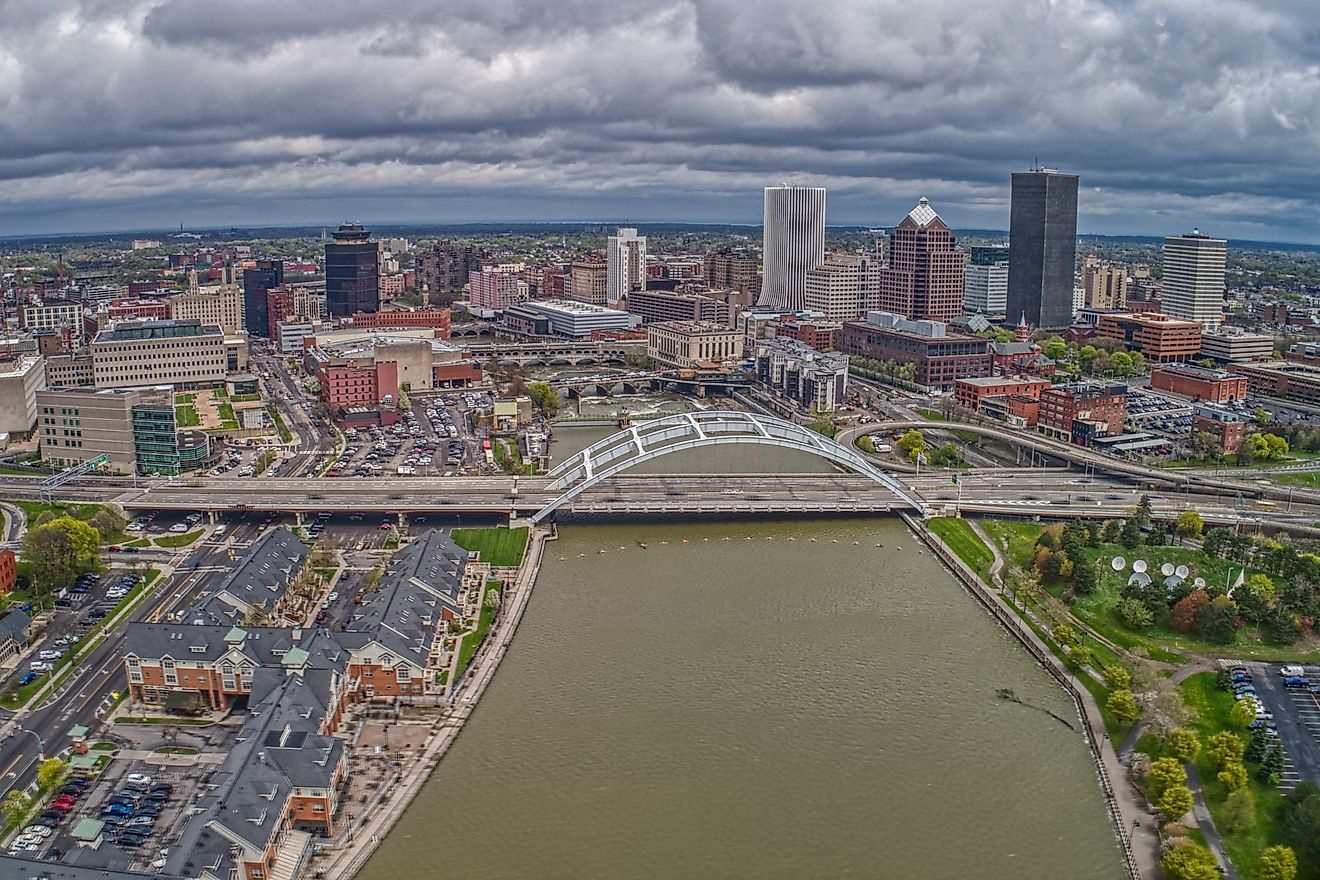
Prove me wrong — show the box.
[1187,763,1239,879]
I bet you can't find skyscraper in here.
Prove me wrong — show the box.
[877,197,965,322]
[324,224,379,317]
[242,259,283,338]
[1006,167,1078,329]
[760,185,826,310]
[1162,230,1227,330]
[606,228,647,305]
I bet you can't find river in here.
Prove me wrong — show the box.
[356,423,1124,879]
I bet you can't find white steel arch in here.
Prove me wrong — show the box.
[530,410,927,522]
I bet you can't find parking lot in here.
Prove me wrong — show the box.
[10,754,205,870]
[4,569,148,694]
[1247,662,1320,792]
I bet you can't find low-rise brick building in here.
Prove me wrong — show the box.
[1150,364,1248,403]
[1038,382,1128,441]
[953,376,1051,413]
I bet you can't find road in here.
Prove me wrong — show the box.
[0,517,269,801]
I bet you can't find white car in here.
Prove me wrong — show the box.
[29,662,51,672]
[22,826,52,838]
[125,773,153,786]
[38,650,62,661]
[327,592,339,603]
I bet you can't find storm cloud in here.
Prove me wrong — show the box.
[2,0,1319,240]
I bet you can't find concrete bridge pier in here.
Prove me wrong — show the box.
[397,511,407,531]
[294,511,305,527]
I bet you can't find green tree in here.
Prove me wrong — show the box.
[1044,338,1068,361]
[1148,756,1188,794]
[1109,350,1134,376]
[36,757,68,791]
[1102,665,1132,691]
[1117,596,1155,629]
[806,406,838,439]
[1099,519,1122,543]
[23,515,101,599]
[1158,784,1194,820]
[1237,574,1276,622]
[1135,494,1154,528]
[1167,728,1201,764]
[1257,845,1297,880]
[1259,745,1285,784]
[1119,517,1142,549]
[1228,699,1256,729]
[897,430,926,462]
[1,791,31,828]
[1052,624,1080,648]
[1107,689,1141,725]
[1254,407,1272,428]
[1194,595,1240,645]
[1174,510,1204,542]
[1162,843,1220,880]
[1217,761,1248,791]
[1279,783,1320,872]
[526,382,561,419]
[1072,557,1099,594]
[1207,731,1246,770]
[1246,727,1271,763]
[1067,644,1094,669]
[1222,786,1256,833]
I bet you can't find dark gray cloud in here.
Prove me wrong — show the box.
[1,0,1320,240]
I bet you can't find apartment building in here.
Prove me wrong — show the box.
[754,337,850,412]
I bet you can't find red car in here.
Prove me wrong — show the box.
[47,801,74,813]
[51,794,77,805]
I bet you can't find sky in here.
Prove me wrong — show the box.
[2,0,1320,241]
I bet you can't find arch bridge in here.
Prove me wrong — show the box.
[530,410,928,523]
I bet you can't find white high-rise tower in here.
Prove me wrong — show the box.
[606,227,647,305]
[1162,229,1227,330]
[760,185,826,310]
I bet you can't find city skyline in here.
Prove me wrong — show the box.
[3,1,1320,241]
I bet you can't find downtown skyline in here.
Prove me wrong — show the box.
[2,0,1320,242]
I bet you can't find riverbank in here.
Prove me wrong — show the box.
[906,513,1153,880]
[309,523,552,879]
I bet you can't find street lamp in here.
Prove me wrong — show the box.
[17,728,44,761]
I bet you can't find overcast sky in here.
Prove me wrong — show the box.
[2,0,1319,242]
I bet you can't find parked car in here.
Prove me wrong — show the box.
[125,773,153,786]
[1284,676,1309,688]
[17,672,38,686]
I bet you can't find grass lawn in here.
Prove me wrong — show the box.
[1266,470,1320,488]
[13,501,129,545]
[928,517,994,581]
[453,582,501,682]
[154,530,203,548]
[231,393,261,402]
[1178,672,1286,879]
[0,464,48,475]
[979,519,1045,570]
[175,405,200,427]
[451,526,528,567]
[268,407,293,443]
[977,518,1318,663]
